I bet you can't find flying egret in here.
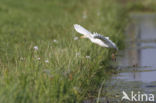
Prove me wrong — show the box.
[73,24,118,50]
[73,24,118,61]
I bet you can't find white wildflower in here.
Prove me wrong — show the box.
[86,56,91,59]
[74,36,78,40]
[53,39,58,43]
[76,52,80,57]
[45,59,49,63]
[20,57,24,61]
[82,14,87,19]
[34,46,38,51]
[37,57,40,60]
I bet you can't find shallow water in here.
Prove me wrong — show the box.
[117,13,156,83]
[104,13,156,102]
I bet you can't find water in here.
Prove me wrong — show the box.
[117,13,156,83]
[104,13,156,102]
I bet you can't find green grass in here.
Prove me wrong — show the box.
[120,0,156,12]
[0,0,127,103]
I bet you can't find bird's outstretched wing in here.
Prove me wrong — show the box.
[73,24,92,37]
[93,32,118,50]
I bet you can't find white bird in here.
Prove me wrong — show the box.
[73,24,118,50]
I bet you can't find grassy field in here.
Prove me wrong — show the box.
[119,0,156,12]
[0,0,128,103]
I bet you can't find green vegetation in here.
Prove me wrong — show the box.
[0,0,128,103]
[122,0,156,12]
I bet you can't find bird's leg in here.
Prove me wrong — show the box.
[111,53,116,62]
[111,48,118,62]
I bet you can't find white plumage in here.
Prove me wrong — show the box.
[73,24,118,50]
[74,24,92,38]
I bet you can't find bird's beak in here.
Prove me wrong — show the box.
[80,36,86,38]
